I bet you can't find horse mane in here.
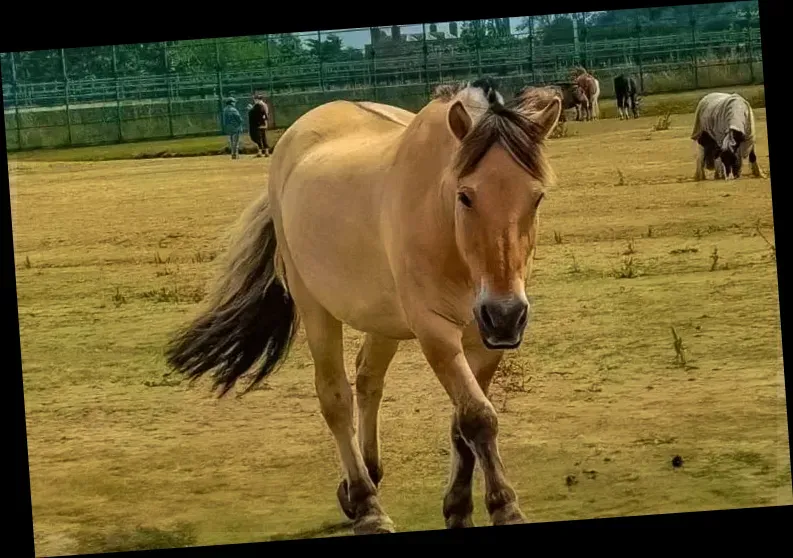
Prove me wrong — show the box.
[432,78,553,184]
[513,86,563,114]
[432,77,502,104]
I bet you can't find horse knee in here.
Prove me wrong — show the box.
[355,371,384,403]
[316,375,353,426]
[457,401,498,445]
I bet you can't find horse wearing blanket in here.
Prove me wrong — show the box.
[165,79,562,535]
[691,92,766,181]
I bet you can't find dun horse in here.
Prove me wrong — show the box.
[691,91,766,181]
[571,67,600,121]
[165,79,562,535]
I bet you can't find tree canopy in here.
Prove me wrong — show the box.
[1,2,759,84]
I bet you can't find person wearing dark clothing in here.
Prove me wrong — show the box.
[248,96,271,157]
[222,97,243,160]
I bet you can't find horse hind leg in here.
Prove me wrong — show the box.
[749,148,767,178]
[714,157,727,180]
[694,144,707,181]
[352,334,400,502]
[286,269,394,535]
[442,322,506,529]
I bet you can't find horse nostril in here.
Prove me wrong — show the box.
[480,304,495,331]
[515,305,528,329]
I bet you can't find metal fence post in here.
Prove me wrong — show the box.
[573,14,580,67]
[265,35,274,93]
[690,6,699,89]
[215,39,224,133]
[112,45,123,142]
[580,12,589,70]
[422,23,430,100]
[475,21,483,76]
[60,48,73,147]
[369,30,378,102]
[746,11,755,83]
[317,30,325,91]
[635,14,645,93]
[529,16,535,84]
[163,42,174,137]
[9,52,23,150]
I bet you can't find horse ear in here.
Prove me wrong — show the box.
[530,97,563,139]
[447,100,473,142]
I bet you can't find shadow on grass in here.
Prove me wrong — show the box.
[75,522,198,554]
[74,519,353,553]
[267,520,354,542]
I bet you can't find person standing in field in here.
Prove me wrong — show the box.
[248,94,272,157]
[222,97,243,160]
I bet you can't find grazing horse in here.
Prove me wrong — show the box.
[613,74,639,120]
[164,80,562,535]
[691,92,766,181]
[571,68,600,121]
[517,84,587,122]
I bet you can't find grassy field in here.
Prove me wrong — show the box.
[8,85,791,556]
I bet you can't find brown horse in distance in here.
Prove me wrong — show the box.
[515,84,588,122]
[571,67,601,121]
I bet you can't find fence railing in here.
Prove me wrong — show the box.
[3,10,763,152]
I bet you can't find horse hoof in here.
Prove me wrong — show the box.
[336,479,356,520]
[491,503,527,526]
[353,513,396,535]
[445,514,475,529]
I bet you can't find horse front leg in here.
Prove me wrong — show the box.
[442,322,504,529]
[417,315,525,528]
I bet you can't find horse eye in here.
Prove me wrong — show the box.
[458,192,473,208]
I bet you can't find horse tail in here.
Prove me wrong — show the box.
[592,78,601,118]
[745,98,757,145]
[164,192,299,397]
[691,97,707,141]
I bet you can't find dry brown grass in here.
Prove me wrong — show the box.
[9,104,790,556]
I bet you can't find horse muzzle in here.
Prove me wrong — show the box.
[474,296,530,350]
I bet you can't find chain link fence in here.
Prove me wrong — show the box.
[2,3,763,151]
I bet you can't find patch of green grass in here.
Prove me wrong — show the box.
[7,130,284,163]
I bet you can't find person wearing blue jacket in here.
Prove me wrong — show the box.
[222,97,243,160]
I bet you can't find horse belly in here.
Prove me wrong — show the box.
[278,154,414,340]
